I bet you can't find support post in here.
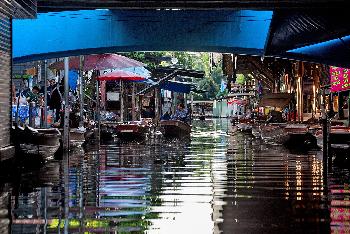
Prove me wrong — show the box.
[321,88,328,186]
[63,57,70,151]
[154,88,161,123]
[29,102,36,127]
[139,94,143,120]
[96,80,100,141]
[79,56,84,126]
[338,92,344,119]
[120,80,124,122]
[43,60,48,128]
[132,83,136,121]
[348,95,350,127]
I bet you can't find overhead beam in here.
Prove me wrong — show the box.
[13,9,272,63]
[37,0,348,12]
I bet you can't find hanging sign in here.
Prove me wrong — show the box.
[330,66,350,92]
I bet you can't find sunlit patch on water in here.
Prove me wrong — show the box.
[2,119,349,233]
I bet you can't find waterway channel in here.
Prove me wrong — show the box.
[1,119,349,233]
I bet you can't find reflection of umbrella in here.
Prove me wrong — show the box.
[49,54,145,71]
[96,70,146,82]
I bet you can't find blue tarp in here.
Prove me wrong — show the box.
[69,70,78,90]
[160,81,194,94]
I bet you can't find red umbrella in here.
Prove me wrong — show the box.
[96,70,146,82]
[49,54,145,71]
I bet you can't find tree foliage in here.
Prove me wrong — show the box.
[122,51,225,100]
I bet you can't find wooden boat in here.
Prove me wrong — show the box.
[115,122,149,141]
[160,120,191,138]
[13,126,61,161]
[260,123,316,147]
[58,128,87,148]
[101,121,149,141]
[69,128,86,148]
[236,118,253,132]
[283,124,317,148]
[314,126,350,149]
[251,124,261,138]
[260,123,288,144]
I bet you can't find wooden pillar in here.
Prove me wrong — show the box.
[43,60,48,128]
[120,80,124,122]
[338,92,344,119]
[63,57,70,151]
[96,80,100,141]
[154,88,161,122]
[132,83,136,121]
[139,94,143,120]
[79,56,84,125]
[347,95,350,127]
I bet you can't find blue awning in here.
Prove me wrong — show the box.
[160,81,194,94]
[286,35,350,67]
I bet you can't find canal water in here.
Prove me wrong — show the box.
[1,119,349,233]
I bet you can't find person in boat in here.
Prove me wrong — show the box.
[26,86,41,104]
[171,103,189,123]
[161,111,171,120]
[267,110,284,123]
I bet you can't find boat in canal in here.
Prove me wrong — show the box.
[12,125,61,161]
[236,118,253,132]
[69,128,87,148]
[160,120,191,138]
[260,123,316,147]
[314,126,350,149]
[101,121,150,141]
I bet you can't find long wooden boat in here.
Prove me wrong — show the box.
[314,126,350,149]
[101,121,150,141]
[58,128,87,148]
[160,120,191,138]
[236,119,253,133]
[115,122,149,141]
[260,123,315,147]
[260,123,288,144]
[13,126,61,161]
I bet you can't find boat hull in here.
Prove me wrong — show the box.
[115,124,148,141]
[101,122,149,142]
[160,120,191,139]
[13,127,61,161]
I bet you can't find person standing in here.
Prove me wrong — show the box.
[49,81,62,123]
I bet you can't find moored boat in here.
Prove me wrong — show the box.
[69,128,86,148]
[236,119,253,132]
[314,126,350,149]
[101,121,150,142]
[115,122,149,141]
[160,120,191,139]
[13,126,61,161]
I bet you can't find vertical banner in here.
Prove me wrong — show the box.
[330,66,350,92]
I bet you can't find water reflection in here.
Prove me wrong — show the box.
[1,119,349,233]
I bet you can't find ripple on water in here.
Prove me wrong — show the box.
[5,119,349,233]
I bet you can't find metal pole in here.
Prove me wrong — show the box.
[96,80,100,141]
[79,56,84,126]
[63,57,70,151]
[43,60,48,128]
